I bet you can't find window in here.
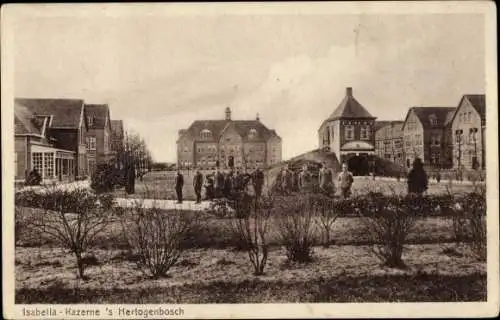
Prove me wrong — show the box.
[431,134,441,146]
[32,152,43,176]
[360,125,371,140]
[395,140,402,149]
[430,151,440,165]
[429,115,438,126]
[345,125,354,140]
[44,152,54,178]
[104,131,109,152]
[200,129,212,140]
[88,137,97,150]
[87,116,94,127]
[455,130,464,144]
[469,128,478,144]
[248,128,258,139]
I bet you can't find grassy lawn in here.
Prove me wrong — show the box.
[15,244,485,303]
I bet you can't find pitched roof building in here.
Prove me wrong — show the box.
[14,98,90,182]
[177,107,282,170]
[318,87,377,175]
[84,104,113,170]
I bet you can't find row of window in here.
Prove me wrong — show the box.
[455,128,479,144]
[31,152,75,178]
[458,111,473,124]
[199,128,260,140]
[344,125,371,141]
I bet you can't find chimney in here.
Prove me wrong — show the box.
[346,87,353,97]
[225,107,231,121]
[256,113,260,121]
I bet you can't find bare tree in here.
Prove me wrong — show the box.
[231,194,273,275]
[23,187,115,279]
[314,195,339,247]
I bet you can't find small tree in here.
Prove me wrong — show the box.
[120,200,197,279]
[275,194,316,262]
[313,194,339,247]
[231,194,273,275]
[461,191,487,261]
[362,192,422,268]
[23,187,115,279]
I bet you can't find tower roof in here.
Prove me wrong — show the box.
[326,87,375,121]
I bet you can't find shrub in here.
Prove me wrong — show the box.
[120,201,198,279]
[460,192,486,260]
[311,194,339,247]
[231,194,274,275]
[361,193,424,268]
[275,194,316,262]
[19,187,116,279]
[91,163,124,193]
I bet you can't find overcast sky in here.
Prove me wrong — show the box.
[13,8,485,162]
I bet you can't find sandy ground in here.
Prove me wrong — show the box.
[16,244,484,292]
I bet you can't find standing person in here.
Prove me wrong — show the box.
[282,165,293,195]
[407,158,428,196]
[298,164,313,193]
[319,163,335,197]
[224,170,233,199]
[215,169,225,198]
[126,162,136,194]
[273,169,283,194]
[338,163,354,199]
[175,169,184,204]
[193,168,203,204]
[204,173,214,200]
[291,168,299,192]
[253,167,265,198]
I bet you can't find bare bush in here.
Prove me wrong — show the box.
[120,200,198,279]
[461,192,487,261]
[275,194,316,262]
[313,195,339,247]
[21,187,115,279]
[362,192,422,268]
[231,195,274,275]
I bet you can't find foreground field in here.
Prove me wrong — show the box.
[107,171,477,201]
[15,244,485,303]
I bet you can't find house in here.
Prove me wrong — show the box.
[449,94,486,170]
[318,87,377,175]
[14,98,91,182]
[401,106,456,170]
[177,107,282,170]
[84,104,113,174]
[375,121,405,167]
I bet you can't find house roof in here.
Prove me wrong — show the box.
[181,119,280,142]
[374,120,403,132]
[15,98,84,129]
[85,104,110,129]
[464,94,486,122]
[327,88,375,121]
[14,103,43,135]
[111,120,124,136]
[404,106,456,130]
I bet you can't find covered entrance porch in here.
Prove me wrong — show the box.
[30,144,76,183]
[339,141,376,176]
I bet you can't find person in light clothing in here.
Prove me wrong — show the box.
[337,163,354,199]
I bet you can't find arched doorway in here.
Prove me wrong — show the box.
[346,154,375,176]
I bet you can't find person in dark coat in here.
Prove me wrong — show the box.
[215,169,225,198]
[125,163,136,194]
[253,168,265,198]
[223,171,233,198]
[175,170,184,203]
[407,158,428,196]
[193,168,203,203]
[204,174,214,200]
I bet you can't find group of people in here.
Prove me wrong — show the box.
[174,167,266,204]
[273,162,355,199]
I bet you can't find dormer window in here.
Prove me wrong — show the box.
[429,114,438,126]
[87,115,94,127]
[200,129,212,140]
[248,128,258,139]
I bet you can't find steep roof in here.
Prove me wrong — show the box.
[15,98,84,128]
[374,120,402,132]
[85,104,110,129]
[405,106,456,130]
[111,120,124,136]
[14,103,43,135]
[326,88,375,121]
[465,94,486,122]
[181,119,279,142]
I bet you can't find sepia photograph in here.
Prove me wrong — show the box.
[2,2,498,319]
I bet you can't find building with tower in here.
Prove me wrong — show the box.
[318,87,377,175]
[177,107,282,170]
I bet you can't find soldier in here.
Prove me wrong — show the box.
[298,164,313,193]
[253,167,265,198]
[338,163,354,199]
[281,165,293,195]
[204,173,214,200]
[175,169,184,203]
[224,170,234,199]
[215,169,225,198]
[319,162,335,197]
[193,168,203,204]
